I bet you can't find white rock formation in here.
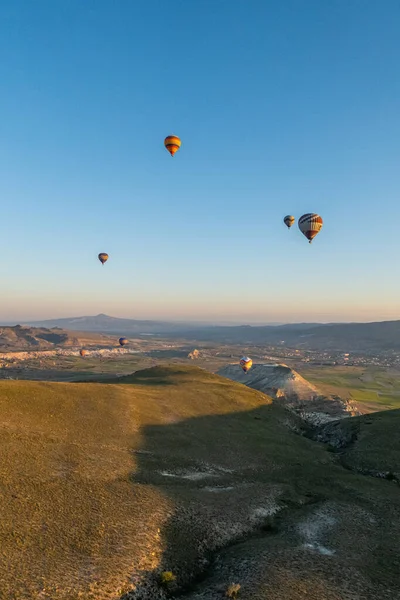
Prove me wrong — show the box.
[218,363,356,423]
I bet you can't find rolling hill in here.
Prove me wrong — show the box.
[0,365,399,600]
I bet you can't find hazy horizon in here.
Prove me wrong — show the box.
[1,1,400,323]
[1,310,400,327]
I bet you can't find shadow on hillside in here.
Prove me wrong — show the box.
[117,386,400,600]
[118,401,337,599]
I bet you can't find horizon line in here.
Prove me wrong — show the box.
[0,314,399,327]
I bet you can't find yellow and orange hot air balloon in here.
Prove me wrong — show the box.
[164,135,181,157]
[79,349,87,357]
[298,213,323,243]
[98,253,109,265]
[284,215,295,229]
[239,356,253,374]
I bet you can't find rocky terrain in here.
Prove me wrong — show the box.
[0,346,139,364]
[218,363,358,425]
[0,324,111,351]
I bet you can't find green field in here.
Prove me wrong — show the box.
[299,365,400,411]
[0,365,399,599]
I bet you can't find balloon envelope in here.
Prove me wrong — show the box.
[239,356,253,373]
[79,349,87,357]
[164,135,181,157]
[98,253,109,265]
[119,337,128,346]
[298,213,323,243]
[284,215,295,229]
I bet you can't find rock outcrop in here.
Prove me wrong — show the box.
[218,363,358,424]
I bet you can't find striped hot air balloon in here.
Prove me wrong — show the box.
[98,253,109,265]
[239,356,253,374]
[119,337,128,347]
[164,135,181,157]
[284,215,295,229]
[298,213,323,243]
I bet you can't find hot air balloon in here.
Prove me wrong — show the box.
[284,215,295,229]
[298,213,323,243]
[239,356,253,374]
[98,253,109,265]
[164,135,181,157]
[119,337,128,347]
[79,349,87,357]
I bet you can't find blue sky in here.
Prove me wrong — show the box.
[1,0,400,323]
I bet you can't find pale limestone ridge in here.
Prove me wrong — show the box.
[218,363,357,424]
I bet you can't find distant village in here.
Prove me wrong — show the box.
[259,345,400,369]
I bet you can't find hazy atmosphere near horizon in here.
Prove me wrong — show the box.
[2,0,400,323]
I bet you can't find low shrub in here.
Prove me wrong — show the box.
[159,570,177,587]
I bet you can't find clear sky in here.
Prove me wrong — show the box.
[1,0,400,323]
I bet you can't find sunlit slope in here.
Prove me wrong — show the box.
[0,365,398,600]
[0,378,167,599]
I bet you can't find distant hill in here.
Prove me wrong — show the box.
[8,314,400,352]
[24,313,190,335]
[170,320,400,352]
[0,324,110,351]
[0,365,398,599]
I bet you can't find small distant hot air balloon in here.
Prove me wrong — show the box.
[164,135,181,157]
[239,356,253,374]
[98,253,109,265]
[119,337,128,347]
[298,213,323,243]
[79,349,87,357]
[284,215,295,229]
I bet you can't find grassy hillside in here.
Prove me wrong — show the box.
[319,408,400,476]
[0,366,399,600]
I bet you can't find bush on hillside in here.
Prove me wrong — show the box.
[159,570,177,589]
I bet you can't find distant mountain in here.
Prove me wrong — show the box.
[167,320,400,353]
[25,314,190,335]
[11,314,400,352]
